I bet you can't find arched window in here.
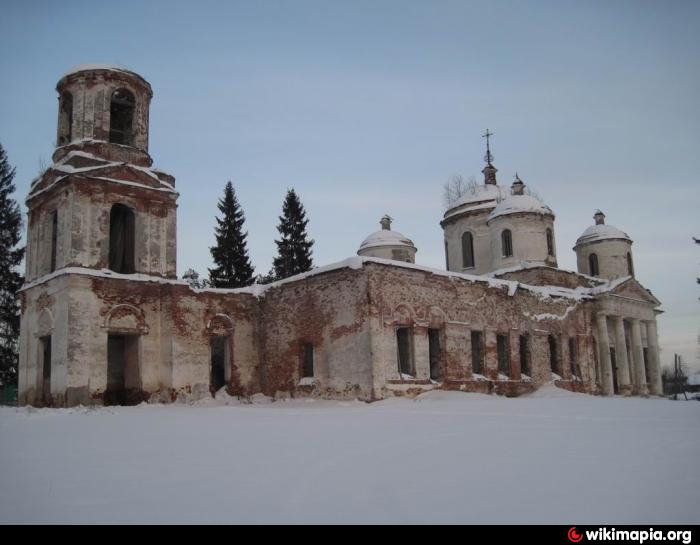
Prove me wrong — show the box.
[627,252,634,277]
[501,229,513,257]
[461,232,475,269]
[589,253,599,277]
[109,88,135,145]
[109,204,135,273]
[58,92,73,146]
[546,228,554,257]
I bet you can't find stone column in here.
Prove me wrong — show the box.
[630,319,648,396]
[509,329,521,380]
[484,329,498,380]
[596,312,614,396]
[443,322,470,381]
[645,320,662,395]
[612,316,632,395]
[413,326,430,380]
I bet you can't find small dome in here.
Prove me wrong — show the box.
[359,229,416,252]
[576,224,631,246]
[487,193,553,222]
[575,211,631,246]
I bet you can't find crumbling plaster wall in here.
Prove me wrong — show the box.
[364,262,596,398]
[442,209,492,275]
[25,179,177,282]
[487,213,557,271]
[258,268,373,400]
[56,69,151,153]
[575,239,634,280]
[17,277,70,406]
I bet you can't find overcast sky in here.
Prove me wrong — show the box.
[1,0,698,370]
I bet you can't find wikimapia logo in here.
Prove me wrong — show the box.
[567,527,693,544]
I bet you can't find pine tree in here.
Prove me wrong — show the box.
[272,188,314,280]
[208,182,255,288]
[0,143,25,387]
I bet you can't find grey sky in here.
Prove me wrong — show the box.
[1,0,698,370]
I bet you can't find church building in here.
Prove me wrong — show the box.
[17,66,663,406]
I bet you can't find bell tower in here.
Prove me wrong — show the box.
[54,64,153,166]
[24,65,178,282]
[19,65,179,407]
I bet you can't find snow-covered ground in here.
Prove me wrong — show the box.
[1,388,698,524]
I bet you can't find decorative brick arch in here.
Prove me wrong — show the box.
[392,303,416,326]
[37,308,55,337]
[427,306,447,328]
[206,313,235,336]
[103,304,149,334]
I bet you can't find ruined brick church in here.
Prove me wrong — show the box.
[18,65,663,406]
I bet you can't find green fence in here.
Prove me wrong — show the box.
[0,384,18,406]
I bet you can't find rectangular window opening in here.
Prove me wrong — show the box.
[302,342,314,378]
[428,328,442,381]
[519,334,530,376]
[569,337,578,378]
[497,334,510,377]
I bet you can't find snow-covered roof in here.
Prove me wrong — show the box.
[27,150,176,201]
[359,229,416,252]
[575,224,632,246]
[21,256,606,303]
[487,193,553,222]
[443,184,507,220]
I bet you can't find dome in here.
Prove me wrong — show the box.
[575,224,631,246]
[487,193,554,222]
[575,211,631,247]
[358,215,417,263]
[359,229,416,252]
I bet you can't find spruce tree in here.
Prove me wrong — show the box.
[272,188,314,280]
[208,181,255,288]
[0,143,25,387]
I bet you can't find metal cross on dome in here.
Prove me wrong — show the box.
[482,129,494,165]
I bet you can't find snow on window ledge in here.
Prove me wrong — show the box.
[298,377,316,387]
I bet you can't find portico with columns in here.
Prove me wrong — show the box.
[591,278,662,396]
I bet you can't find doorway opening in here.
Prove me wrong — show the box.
[210,336,228,393]
[106,334,141,405]
[396,327,414,377]
[40,335,52,406]
[428,329,442,381]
